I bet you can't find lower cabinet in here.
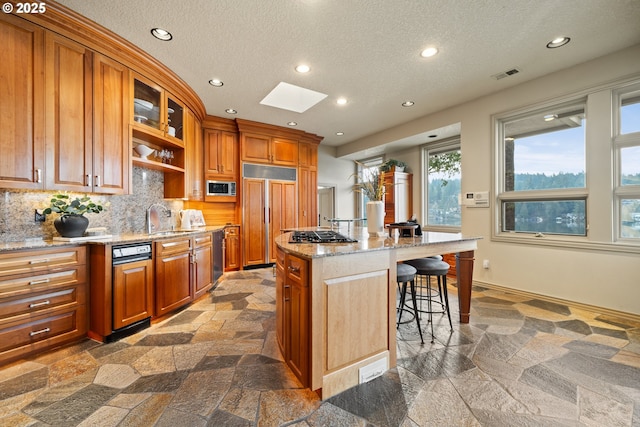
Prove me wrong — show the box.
[275,247,310,386]
[112,258,154,330]
[0,246,87,365]
[224,225,240,271]
[155,233,214,317]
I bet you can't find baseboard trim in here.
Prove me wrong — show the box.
[471,280,640,324]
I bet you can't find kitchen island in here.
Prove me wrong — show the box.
[275,227,480,399]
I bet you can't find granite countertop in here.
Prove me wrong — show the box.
[0,225,227,253]
[275,227,482,259]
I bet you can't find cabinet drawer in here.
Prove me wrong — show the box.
[0,246,86,277]
[0,306,86,354]
[276,247,285,269]
[155,238,191,256]
[193,233,212,248]
[0,267,86,297]
[286,255,308,287]
[0,284,85,322]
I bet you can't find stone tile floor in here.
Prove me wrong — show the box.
[1,268,639,426]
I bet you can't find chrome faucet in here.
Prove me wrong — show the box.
[146,203,169,234]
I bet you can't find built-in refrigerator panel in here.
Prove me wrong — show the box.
[242,163,297,267]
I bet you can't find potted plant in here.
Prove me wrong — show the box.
[43,193,105,238]
[380,159,407,173]
[352,161,386,236]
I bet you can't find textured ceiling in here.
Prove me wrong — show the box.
[57,0,640,155]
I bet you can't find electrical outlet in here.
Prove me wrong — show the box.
[483,259,490,269]
[34,209,46,222]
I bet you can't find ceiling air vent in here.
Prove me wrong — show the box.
[491,68,520,80]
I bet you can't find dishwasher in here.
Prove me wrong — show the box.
[109,242,154,342]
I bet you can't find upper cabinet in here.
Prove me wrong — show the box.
[241,133,298,167]
[205,129,238,181]
[92,53,130,194]
[132,75,185,145]
[1,6,206,198]
[0,15,44,190]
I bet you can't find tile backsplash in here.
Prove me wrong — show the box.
[0,167,183,242]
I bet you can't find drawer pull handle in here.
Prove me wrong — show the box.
[29,327,51,337]
[288,266,300,273]
[29,300,51,308]
[29,278,51,285]
[29,258,50,264]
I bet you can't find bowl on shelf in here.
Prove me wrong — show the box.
[134,114,148,124]
[134,144,155,159]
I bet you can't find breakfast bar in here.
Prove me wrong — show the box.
[275,228,480,399]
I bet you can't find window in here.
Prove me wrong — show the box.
[498,101,587,236]
[354,157,383,218]
[615,84,640,239]
[423,139,461,230]
[494,78,640,249]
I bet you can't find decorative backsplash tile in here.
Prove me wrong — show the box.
[0,167,183,242]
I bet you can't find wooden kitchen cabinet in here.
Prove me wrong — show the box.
[192,233,213,300]
[132,74,185,144]
[0,246,87,365]
[224,226,241,271]
[205,129,238,181]
[112,258,154,330]
[275,248,310,386]
[45,33,131,194]
[44,32,94,192]
[0,15,45,190]
[93,53,130,194]
[155,237,193,317]
[155,232,214,317]
[383,171,413,225]
[241,133,299,167]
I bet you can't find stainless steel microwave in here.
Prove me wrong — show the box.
[206,180,236,196]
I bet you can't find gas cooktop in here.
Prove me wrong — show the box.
[289,230,357,243]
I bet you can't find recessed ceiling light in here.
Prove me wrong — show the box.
[546,37,570,48]
[150,28,172,41]
[225,108,237,114]
[336,97,348,105]
[420,47,439,58]
[287,121,297,126]
[543,114,557,121]
[209,79,223,87]
[336,132,344,136]
[295,64,310,73]
[402,101,415,107]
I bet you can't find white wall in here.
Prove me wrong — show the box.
[320,44,640,316]
[317,145,356,220]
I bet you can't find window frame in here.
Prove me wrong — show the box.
[422,138,462,232]
[491,77,640,254]
[613,82,640,242]
[354,156,383,218]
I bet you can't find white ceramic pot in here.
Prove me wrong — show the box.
[366,201,385,237]
[134,144,154,159]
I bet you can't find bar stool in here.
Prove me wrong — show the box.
[396,263,424,344]
[405,257,452,343]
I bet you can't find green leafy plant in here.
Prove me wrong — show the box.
[43,193,105,215]
[380,159,407,172]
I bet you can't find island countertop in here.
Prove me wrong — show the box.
[275,227,481,259]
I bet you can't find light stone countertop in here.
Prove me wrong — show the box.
[0,225,227,253]
[275,227,482,259]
